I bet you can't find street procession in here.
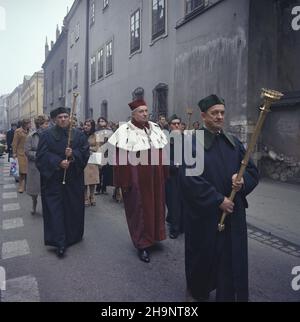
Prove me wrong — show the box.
[0,0,300,304]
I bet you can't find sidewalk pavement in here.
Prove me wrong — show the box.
[247,178,300,246]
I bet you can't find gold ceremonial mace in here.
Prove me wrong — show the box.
[62,92,79,185]
[218,88,283,232]
[186,107,193,130]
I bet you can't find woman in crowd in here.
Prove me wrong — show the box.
[12,118,31,193]
[25,115,50,214]
[95,117,113,195]
[83,119,100,207]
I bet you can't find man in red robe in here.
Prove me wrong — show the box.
[108,99,168,263]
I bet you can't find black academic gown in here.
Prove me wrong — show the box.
[165,135,184,235]
[180,128,259,301]
[36,126,89,248]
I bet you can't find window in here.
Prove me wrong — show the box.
[152,83,168,120]
[70,31,75,48]
[185,0,205,15]
[89,108,94,119]
[90,56,96,84]
[106,41,113,75]
[97,48,104,80]
[51,71,55,104]
[45,79,48,105]
[132,87,144,100]
[90,0,95,26]
[152,0,166,40]
[101,100,108,120]
[68,68,72,92]
[103,0,109,9]
[59,59,64,98]
[73,63,78,89]
[75,23,80,41]
[130,9,141,54]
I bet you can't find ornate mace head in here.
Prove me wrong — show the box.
[260,88,284,112]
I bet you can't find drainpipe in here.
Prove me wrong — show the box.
[84,0,90,119]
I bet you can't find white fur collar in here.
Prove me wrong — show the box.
[108,121,168,152]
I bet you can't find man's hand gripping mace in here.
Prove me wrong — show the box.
[62,92,79,185]
[217,88,283,232]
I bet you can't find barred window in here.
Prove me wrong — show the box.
[152,0,166,40]
[90,56,96,84]
[97,48,104,80]
[130,9,141,54]
[106,41,113,75]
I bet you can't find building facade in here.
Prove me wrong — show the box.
[20,72,44,125]
[42,0,300,183]
[64,0,89,121]
[7,85,22,125]
[89,0,178,122]
[0,94,9,132]
[43,26,68,116]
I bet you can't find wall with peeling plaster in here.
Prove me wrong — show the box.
[174,0,250,130]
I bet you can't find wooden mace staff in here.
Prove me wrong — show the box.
[62,92,79,185]
[218,88,283,232]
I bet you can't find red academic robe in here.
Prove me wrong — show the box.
[114,148,168,249]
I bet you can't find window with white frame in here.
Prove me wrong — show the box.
[70,31,75,47]
[90,0,95,26]
[75,23,80,41]
[73,63,78,89]
[97,48,104,80]
[68,68,72,92]
[130,9,141,54]
[152,0,166,40]
[106,41,113,75]
[185,0,205,15]
[91,56,96,83]
[103,0,109,10]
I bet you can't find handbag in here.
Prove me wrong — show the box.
[88,152,102,165]
[10,157,19,178]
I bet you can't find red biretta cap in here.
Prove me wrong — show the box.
[128,99,147,111]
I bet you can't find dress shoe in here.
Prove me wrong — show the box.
[56,247,66,258]
[138,249,150,263]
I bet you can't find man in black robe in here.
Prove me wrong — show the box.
[6,123,17,162]
[165,114,184,239]
[180,95,259,302]
[36,107,89,258]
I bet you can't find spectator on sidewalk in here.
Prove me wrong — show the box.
[95,117,113,195]
[25,115,50,215]
[12,119,31,193]
[83,119,100,207]
[6,123,17,162]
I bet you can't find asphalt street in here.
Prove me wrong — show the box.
[0,157,299,302]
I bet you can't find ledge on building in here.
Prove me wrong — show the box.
[271,91,300,109]
[175,0,225,30]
